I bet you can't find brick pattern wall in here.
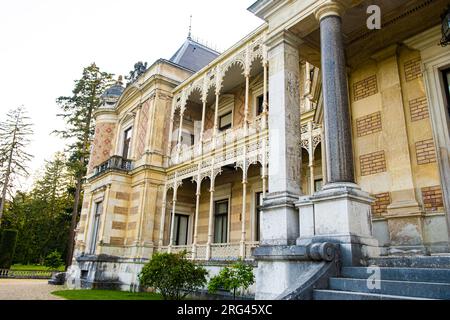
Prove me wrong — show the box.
[422,186,444,212]
[404,58,422,82]
[115,192,130,201]
[415,139,436,165]
[353,75,378,101]
[356,112,382,137]
[371,193,391,216]
[409,96,429,122]
[88,122,116,173]
[112,221,126,230]
[113,206,128,215]
[136,101,150,159]
[360,151,387,176]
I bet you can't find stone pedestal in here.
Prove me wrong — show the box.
[296,183,380,266]
[254,243,339,300]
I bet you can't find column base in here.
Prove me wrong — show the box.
[295,183,380,266]
[260,192,301,246]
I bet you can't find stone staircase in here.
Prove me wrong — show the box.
[313,256,450,300]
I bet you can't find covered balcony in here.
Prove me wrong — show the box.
[168,26,269,167]
[157,162,266,261]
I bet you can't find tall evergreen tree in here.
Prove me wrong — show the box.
[55,63,113,267]
[0,106,33,222]
[30,152,73,262]
[1,153,74,264]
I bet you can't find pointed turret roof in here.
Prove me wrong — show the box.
[170,37,220,72]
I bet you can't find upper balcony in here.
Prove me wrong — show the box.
[92,155,133,178]
[167,25,269,168]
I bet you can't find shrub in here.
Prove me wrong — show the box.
[208,260,255,299]
[0,229,18,269]
[44,250,63,270]
[139,251,208,300]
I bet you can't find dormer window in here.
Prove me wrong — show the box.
[122,127,133,159]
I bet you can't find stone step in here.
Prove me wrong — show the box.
[342,267,450,284]
[313,289,432,300]
[368,256,450,269]
[329,278,450,299]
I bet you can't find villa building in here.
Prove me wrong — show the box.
[67,0,450,300]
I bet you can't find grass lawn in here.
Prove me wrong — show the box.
[10,264,65,272]
[51,289,163,300]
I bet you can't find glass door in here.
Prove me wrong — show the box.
[214,200,229,243]
[172,214,189,246]
[89,201,103,254]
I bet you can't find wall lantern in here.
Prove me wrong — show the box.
[440,6,450,47]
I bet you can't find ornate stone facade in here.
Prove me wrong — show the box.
[67,0,450,297]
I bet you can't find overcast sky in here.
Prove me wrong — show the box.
[0,0,263,190]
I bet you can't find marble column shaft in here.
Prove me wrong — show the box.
[320,14,355,183]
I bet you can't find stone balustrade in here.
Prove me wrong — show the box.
[155,242,259,261]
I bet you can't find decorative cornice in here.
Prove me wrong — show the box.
[403,25,441,51]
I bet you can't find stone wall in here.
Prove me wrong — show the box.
[349,45,446,252]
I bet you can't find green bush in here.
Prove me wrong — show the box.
[44,250,63,270]
[139,251,208,300]
[0,229,18,269]
[208,260,255,299]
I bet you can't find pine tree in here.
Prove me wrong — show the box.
[0,106,33,222]
[33,152,72,216]
[55,63,113,267]
[30,152,74,262]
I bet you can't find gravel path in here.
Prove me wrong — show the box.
[0,279,64,300]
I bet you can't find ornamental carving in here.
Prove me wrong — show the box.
[287,71,300,102]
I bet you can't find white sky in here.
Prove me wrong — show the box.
[0,0,263,191]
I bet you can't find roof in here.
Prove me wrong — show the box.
[169,37,220,72]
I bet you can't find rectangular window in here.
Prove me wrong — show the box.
[214,200,229,243]
[172,214,189,246]
[219,112,232,131]
[89,201,103,254]
[256,93,268,116]
[314,179,323,192]
[255,192,263,241]
[122,127,133,159]
[443,68,450,118]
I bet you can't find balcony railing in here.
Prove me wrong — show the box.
[170,115,267,166]
[92,155,133,177]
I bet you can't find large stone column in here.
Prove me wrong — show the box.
[260,30,303,246]
[296,1,379,267]
[317,3,354,184]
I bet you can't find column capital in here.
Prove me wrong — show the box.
[314,0,348,21]
[265,30,303,52]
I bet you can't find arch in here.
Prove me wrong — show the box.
[219,60,246,94]
[185,85,203,105]
[249,55,264,77]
